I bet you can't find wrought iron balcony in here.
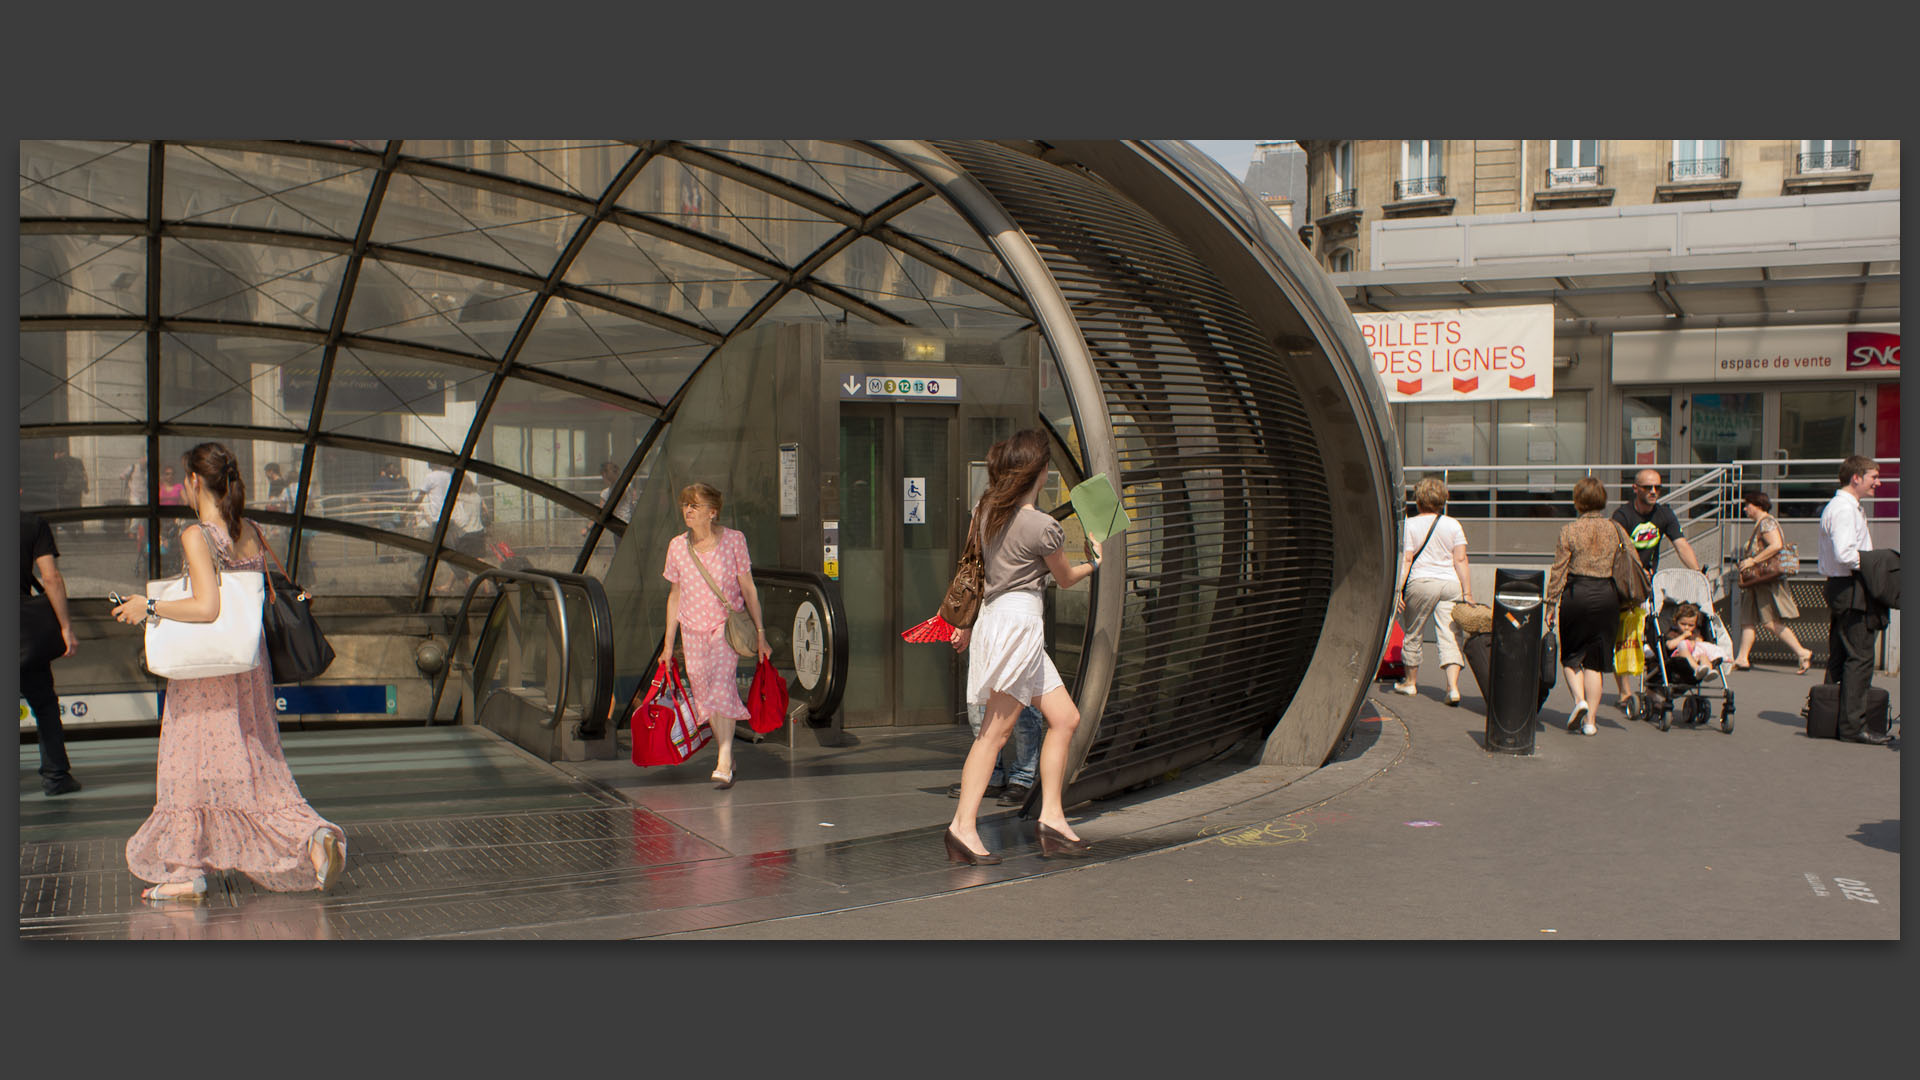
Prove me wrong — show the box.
[1546,164,1603,188]
[1394,175,1446,200]
[1668,157,1729,182]
[1797,148,1860,173]
[1324,188,1357,214]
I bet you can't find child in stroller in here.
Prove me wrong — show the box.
[1634,569,1736,733]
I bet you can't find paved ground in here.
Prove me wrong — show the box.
[17,656,1898,939]
[669,660,1901,940]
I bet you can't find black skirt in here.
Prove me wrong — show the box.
[1559,574,1620,672]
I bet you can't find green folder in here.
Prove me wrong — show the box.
[1068,472,1130,543]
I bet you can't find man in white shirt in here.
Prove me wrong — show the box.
[415,463,453,534]
[1818,455,1887,745]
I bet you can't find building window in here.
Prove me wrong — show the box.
[1669,140,1728,181]
[1397,140,1445,199]
[1548,140,1602,187]
[1328,248,1354,272]
[1799,139,1859,173]
[1324,142,1356,214]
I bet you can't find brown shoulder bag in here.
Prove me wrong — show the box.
[937,503,986,629]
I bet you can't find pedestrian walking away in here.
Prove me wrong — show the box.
[1818,455,1890,745]
[1392,476,1472,706]
[110,442,347,902]
[1731,487,1813,673]
[1546,477,1629,736]
[660,482,771,789]
[946,429,1102,864]
[20,509,82,796]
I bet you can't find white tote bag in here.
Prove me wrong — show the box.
[144,564,266,680]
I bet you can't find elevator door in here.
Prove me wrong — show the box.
[838,405,957,727]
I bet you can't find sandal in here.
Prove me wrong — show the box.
[1794,653,1814,675]
[711,768,735,790]
[141,875,209,903]
[311,830,345,892]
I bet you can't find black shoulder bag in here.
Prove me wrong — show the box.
[251,522,335,682]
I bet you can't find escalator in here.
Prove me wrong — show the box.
[429,566,848,763]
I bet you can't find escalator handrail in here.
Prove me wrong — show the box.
[426,568,613,736]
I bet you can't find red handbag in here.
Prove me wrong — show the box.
[631,660,713,767]
[1377,622,1406,682]
[747,655,790,735]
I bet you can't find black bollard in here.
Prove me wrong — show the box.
[1487,568,1545,754]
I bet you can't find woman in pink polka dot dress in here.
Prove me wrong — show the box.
[111,443,347,903]
[661,483,769,789]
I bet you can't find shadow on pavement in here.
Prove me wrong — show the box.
[1848,819,1898,853]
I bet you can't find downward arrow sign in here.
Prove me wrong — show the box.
[843,375,862,394]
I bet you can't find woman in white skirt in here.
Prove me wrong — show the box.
[946,430,1102,864]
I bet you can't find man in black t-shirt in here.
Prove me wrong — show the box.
[1610,469,1703,709]
[20,511,81,795]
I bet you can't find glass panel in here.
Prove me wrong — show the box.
[400,140,633,200]
[813,237,960,330]
[1621,393,1671,467]
[516,298,707,405]
[563,222,774,334]
[625,156,845,269]
[373,172,584,277]
[473,377,654,492]
[1777,389,1856,517]
[160,237,346,328]
[20,140,150,219]
[1495,392,1586,518]
[318,345,491,450]
[20,434,159,596]
[1036,339,1084,472]
[300,529,429,599]
[1687,392,1762,464]
[21,233,146,317]
[346,258,536,357]
[477,478,597,574]
[676,140,915,213]
[886,198,1019,291]
[159,333,320,429]
[898,414,952,720]
[1398,402,1494,516]
[837,412,888,721]
[21,328,147,426]
[300,443,435,551]
[163,144,373,238]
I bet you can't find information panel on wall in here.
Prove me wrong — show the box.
[1353,305,1555,403]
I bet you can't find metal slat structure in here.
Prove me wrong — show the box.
[935,141,1338,798]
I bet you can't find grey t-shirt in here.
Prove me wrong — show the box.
[982,506,1064,604]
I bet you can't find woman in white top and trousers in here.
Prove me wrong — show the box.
[946,430,1102,865]
[1393,476,1473,705]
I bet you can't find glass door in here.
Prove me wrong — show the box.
[1686,392,1762,464]
[836,404,958,727]
[1777,388,1856,518]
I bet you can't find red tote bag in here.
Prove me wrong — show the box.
[631,660,713,767]
[746,655,790,735]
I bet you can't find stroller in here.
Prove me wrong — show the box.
[1626,568,1736,734]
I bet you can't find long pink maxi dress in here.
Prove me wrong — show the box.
[662,528,752,725]
[125,522,346,892]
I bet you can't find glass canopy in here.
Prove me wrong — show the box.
[20,139,1036,604]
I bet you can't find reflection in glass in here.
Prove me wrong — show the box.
[163,144,372,238]
[347,259,534,358]
[319,347,490,450]
[373,172,583,276]
[19,140,151,219]
[20,329,148,426]
[20,233,146,317]
[159,333,321,429]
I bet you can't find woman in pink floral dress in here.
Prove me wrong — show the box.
[661,483,770,789]
[111,443,346,902]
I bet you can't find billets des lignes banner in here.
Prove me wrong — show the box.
[1353,304,1555,402]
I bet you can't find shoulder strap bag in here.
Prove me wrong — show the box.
[937,501,986,629]
[250,521,335,682]
[1609,519,1652,609]
[143,523,266,680]
[1401,515,1443,599]
[1737,516,1796,589]
[687,531,758,658]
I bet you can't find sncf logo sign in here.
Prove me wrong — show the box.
[1846,331,1900,372]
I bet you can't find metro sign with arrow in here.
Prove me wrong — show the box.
[837,374,961,402]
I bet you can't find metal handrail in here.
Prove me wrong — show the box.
[425,567,613,733]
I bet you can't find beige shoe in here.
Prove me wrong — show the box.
[311,830,345,892]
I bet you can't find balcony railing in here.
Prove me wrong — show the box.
[1324,188,1357,214]
[1546,164,1603,188]
[1394,175,1446,200]
[1798,148,1861,173]
[1668,157,1729,182]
